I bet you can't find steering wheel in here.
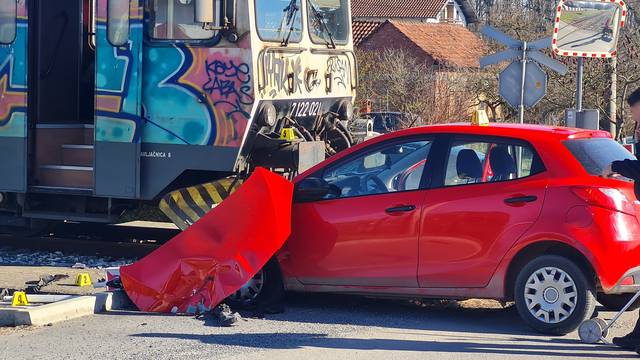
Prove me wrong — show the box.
[361,174,388,195]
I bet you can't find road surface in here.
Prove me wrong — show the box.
[0,294,637,359]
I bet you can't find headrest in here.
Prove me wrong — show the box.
[456,149,483,179]
[490,146,517,178]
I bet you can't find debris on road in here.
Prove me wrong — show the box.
[120,168,293,314]
[206,303,243,327]
[24,274,69,294]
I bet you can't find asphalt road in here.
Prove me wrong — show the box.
[0,294,638,359]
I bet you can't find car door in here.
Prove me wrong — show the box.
[283,136,436,287]
[418,135,548,288]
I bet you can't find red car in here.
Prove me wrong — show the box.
[231,123,640,335]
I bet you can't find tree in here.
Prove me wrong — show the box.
[356,49,480,127]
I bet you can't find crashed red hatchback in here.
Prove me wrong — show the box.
[235,123,640,335]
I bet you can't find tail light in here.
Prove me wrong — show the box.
[621,276,635,286]
[571,187,636,215]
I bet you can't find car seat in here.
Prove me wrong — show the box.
[456,149,483,184]
[489,146,517,181]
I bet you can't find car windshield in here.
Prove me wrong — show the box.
[307,0,349,46]
[564,138,636,176]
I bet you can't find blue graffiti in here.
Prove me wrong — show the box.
[203,59,253,119]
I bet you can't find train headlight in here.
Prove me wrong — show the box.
[336,100,354,121]
[258,103,277,127]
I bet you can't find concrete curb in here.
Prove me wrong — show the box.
[0,291,132,327]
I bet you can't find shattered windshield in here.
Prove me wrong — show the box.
[255,0,302,43]
[307,0,349,46]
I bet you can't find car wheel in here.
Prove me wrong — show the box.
[598,293,640,312]
[226,258,284,309]
[514,255,596,335]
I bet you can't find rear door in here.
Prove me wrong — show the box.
[0,1,27,192]
[94,0,141,198]
[419,135,548,288]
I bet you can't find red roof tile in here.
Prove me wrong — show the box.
[363,21,487,68]
[352,21,384,45]
[351,0,447,19]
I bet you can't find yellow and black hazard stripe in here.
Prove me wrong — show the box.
[159,178,243,230]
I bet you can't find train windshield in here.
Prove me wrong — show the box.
[255,0,303,43]
[307,0,349,46]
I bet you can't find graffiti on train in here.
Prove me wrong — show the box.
[0,4,28,138]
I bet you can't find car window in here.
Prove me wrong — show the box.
[322,139,432,199]
[564,138,636,176]
[444,139,544,187]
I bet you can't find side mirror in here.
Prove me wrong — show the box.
[195,0,216,24]
[294,177,340,203]
[552,0,627,58]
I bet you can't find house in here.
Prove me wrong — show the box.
[358,21,485,68]
[352,0,479,45]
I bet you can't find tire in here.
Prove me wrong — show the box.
[226,258,285,309]
[514,255,596,335]
[598,293,640,312]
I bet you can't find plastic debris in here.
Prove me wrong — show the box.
[119,168,293,314]
[72,263,87,269]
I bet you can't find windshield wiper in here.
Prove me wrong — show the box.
[280,0,300,46]
[309,3,336,49]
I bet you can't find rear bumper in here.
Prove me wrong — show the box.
[570,207,640,293]
[604,266,640,295]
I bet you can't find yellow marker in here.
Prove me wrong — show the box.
[11,292,29,306]
[280,128,296,141]
[75,273,92,287]
[472,110,490,127]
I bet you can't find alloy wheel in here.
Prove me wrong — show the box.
[229,269,265,303]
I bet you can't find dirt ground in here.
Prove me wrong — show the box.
[0,266,107,295]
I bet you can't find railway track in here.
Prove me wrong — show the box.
[0,222,179,264]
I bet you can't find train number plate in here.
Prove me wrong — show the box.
[289,101,323,118]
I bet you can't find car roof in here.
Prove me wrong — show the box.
[295,123,612,181]
[394,123,611,141]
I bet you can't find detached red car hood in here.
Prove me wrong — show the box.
[120,168,293,313]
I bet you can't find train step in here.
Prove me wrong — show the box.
[61,144,94,167]
[30,185,94,195]
[21,210,117,223]
[37,165,94,189]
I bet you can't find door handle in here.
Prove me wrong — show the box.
[385,205,416,214]
[504,196,538,205]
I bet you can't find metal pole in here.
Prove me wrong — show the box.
[519,41,528,124]
[168,0,175,39]
[609,56,618,137]
[576,57,584,112]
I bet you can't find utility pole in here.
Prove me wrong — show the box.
[609,56,618,137]
[519,41,528,125]
[576,57,584,112]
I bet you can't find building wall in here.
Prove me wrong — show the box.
[437,1,468,26]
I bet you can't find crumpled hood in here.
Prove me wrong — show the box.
[120,168,293,313]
